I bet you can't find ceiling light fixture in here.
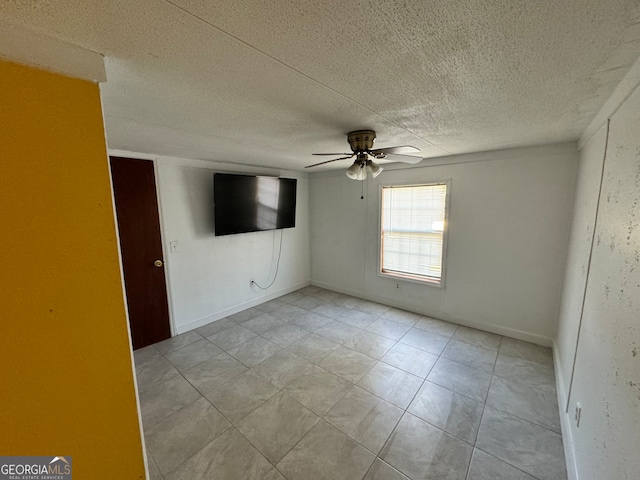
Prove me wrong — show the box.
[345,153,383,181]
[345,160,363,180]
[367,160,383,178]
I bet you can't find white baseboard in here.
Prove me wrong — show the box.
[553,340,579,480]
[310,280,553,347]
[312,281,574,477]
[176,278,576,478]
[174,281,310,334]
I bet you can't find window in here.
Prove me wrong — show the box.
[380,182,448,285]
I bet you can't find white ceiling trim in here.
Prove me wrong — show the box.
[108,148,308,179]
[579,53,640,148]
[310,142,578,179]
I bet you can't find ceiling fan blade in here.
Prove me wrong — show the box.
[312,152,352,156]
[376,152,423,164]
[305,155,354,168]
[371,145,421,155]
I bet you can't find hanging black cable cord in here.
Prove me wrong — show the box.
[251,229,284,290]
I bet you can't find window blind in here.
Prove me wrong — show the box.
[381,183,447,283]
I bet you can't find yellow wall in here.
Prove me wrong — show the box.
[0,59,145,478]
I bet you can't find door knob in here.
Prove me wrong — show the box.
[154,260,163,267]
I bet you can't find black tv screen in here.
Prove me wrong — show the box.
[214,173,297,236]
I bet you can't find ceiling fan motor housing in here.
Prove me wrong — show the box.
[347,130,376,152]
[306,129,419,170]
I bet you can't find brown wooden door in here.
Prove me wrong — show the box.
[109,156,171,350]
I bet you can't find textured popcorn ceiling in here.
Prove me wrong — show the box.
[2,0,640,170]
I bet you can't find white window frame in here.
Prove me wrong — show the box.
[378,180,451,288]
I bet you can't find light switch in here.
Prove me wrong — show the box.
[170,241,178,253]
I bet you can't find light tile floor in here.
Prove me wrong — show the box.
[135,286,567,480]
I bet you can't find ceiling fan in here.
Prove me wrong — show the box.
[306,130,422,180]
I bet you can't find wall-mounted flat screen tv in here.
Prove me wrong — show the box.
[214,173,297,236]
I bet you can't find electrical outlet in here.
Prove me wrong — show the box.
[396,283,400,290]
[250,280,255,288]
[575,402,582,427]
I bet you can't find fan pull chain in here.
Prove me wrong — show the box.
[361,178,364,199]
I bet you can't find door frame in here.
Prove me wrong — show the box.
[107,150,176,340]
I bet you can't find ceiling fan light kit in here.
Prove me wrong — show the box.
[345,161,384,180]
[306,130,421,180]
[346,160,363,180]
[367,160,383,178]
[345,152,384,180]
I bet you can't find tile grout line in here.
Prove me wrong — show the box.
[136,288,561,479]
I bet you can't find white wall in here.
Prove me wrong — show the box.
[554,124,607,420]
[555,62,640,479]
[310,143,578,344]
[109,152,311,334]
